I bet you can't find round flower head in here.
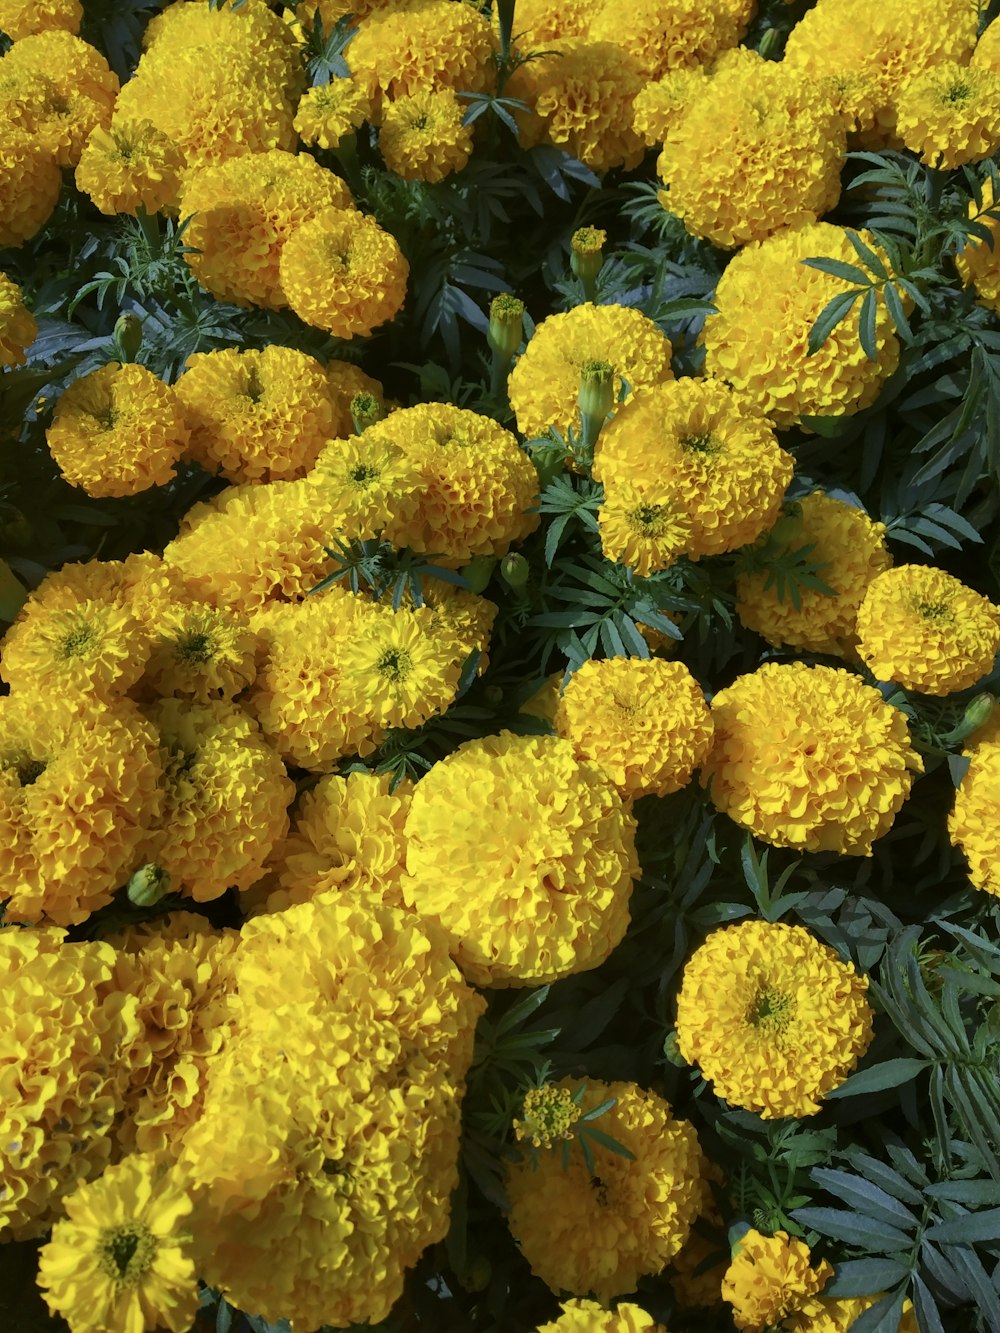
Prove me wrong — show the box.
[0,930,132,1240]
[0,272,36,366]
[656,58,846,249]
[294,78,372,149]
[955,176,1000,314]
[633,67,708,145]
[591,0,746,80]
[506,39,645,173]
[491,0,598,46]
[179,150,353,309]
[856,565,1000,696]
[141,603,258,701]
[702,222,900,429]
[361,402,540,562]
[176,345,335,484]
[537,1299,667,1332]
[403,731,640,987]
[346,0,493,110]
[379,88,473,183]
[721,1229,833,1331]
[896,61,1000,168]
[949,737,1000,898]
[598,480,692,576]
[279,206,409,338]
[46,363,188,498]
[242,770,412,916]
[509,303,673,442]
[142,696,293,902]
[735,492,892,657]
[306,433,424,545]
[593,379,793,559]
[0,596,147,704]
[0,697,164,926]
[0,129,63,247]
[553,658,713,799]
[676,920,875,1118]
[702,661,922,855]
[784,1293,918,1333]
[37,1156,198,1333]
[0,0,81,38]
[75,119,184,217]
[506,1078,704,1302]
[1,32,118,167]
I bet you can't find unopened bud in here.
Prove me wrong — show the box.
[127,863,169,908]
[460,553,496,594]
[765,502,804,550]
[350,391,383,434]
[578,359,615,423]
[943,692,996,747]
[112,312,143,362]
[570,227,606,291]
[500,552,530,589]
[662,1030,687,1067]
[488,294,525,360]
[459,1256,492,1293]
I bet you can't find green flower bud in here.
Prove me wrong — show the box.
[500,552,530,589]
[350,391,383,434]
[127,863,169,908]
[578,359,615,423]
[488,293,525,360]
[460,553,497,594]
[662,1029,687,1068]
[529,439,566,488]
[570,226,606,287]
[112,312,143,363]
[941,693,996,747]
[459,1256,492,1293]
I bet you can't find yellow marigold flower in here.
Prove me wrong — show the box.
[592,0,746,80]
[735,492,892,657]
[702,661,922,855]
[1,32,118,166]
[242,770,412,916]
[362,402,540,562]
[554,657,713,799]
[294,78,373,149]
[702,222,901,429]
[141,604,258,701]
[143,697,292,902]
[279,205,409,338]
[0,597,146,704]
[657,60,847,249]
[0,929,135,1240]
[514,1083,583,1149]
[722,1229,833,1331]
[176,345,335,484]
[498,0,597,44]
[37,1156,198,1333]
[782,0,977,147]
[402,731,639,987]
[0,271,36,366]
[509,303,674,441]
[379,88,473,183]
[598,480,691,576]
[955,175,1000,313]
[784,1293,918,1332]
[594,379,793,559]
[975,16,1000,74]
[107,915,240,1157]
[305,433,424,546]
[179,149,353,309]
[418,575,498,671]
[856,565,1000,696]
[0,0,80,38]
[506,39,645,173]
[896,61,1000,168]
[632,68,708,145]
[949,736,1000,897]
[178,896,484,1328]
[74,119,184,216]
[537,1299,666,1332]
[0,129,63,248]
[506,1078,704,1302]
[0,697,164,926]
[676,919,875,1118]
[46,363,188,498]
[348,0,494,111]
[163,478,334,612]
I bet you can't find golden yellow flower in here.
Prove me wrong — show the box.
[784,1293,918,1332]
[279,205,410,337]
[141,603,258,701]
[0,128,63,247]
[0,597,146,704]
[856,564,1000,696]
[0,929,135,1240]
[1,32,118,166]
[37,1157,198,1333]
[735,492,892,657]
[896,61,1000,168]
[294,79,373,149]
[305,433,424,546]
[948,737,1000,898]
[955,175,1000,314]
[509,303,674,441]
[347,0,494,111]
[702,661,923,855]
[379,87,473,183]
[0,0,80,38]
[74,119,184,216]
[506,1078,704,1302]
[676,920,875,1118]
[402,731,639,987]
[0,272,36,366]
[632,68,708,145]
[722,1229,833,1331]
[537,1299,667,1332]
[46,363,189,498]
[598,481,691,576]
[702,222,900,430]
[554,657,713,799]
[591,0,746,80]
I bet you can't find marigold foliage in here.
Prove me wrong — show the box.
[721,1229,833,1331]
[675,919,875,1118]
[784,1293,918,1332]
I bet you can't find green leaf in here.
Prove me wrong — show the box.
[790,1206,914,1251]
[807,289,863,355]
[825,1058,931,1099]
[925,1207,1000,1245]
[801,256,873,285]
[810,1168,918,1230]
[858,286,879,361]
[825,1258,911,1299]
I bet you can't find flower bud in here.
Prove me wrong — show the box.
[460,553,496,593]
[578,359,615,423]
[112,312,143,363]
[500,552,530,589]
[350,391,383,434]
[941,693,996,747]
[488,293,525,360]
[127,863,169,908]
[570,226,606,291]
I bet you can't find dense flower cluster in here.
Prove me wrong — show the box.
[722,1229,833,1331]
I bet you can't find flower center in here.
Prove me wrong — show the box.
[749,985,795,1031]
[99,1224,157,1287]
[16,757,46,787]
[176,629,216,663]
[942,80,972,105]
[349,462,380,487]
[626,504,669,537]
[243,364,265,404]
[513,1084,582,1149]
[915,599,950,622]
[376,648,411,683]
[680,431,720,455]
[60,622,96,659]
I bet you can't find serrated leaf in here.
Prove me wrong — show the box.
[801,256,873,285]
[924,1207,1000,1244]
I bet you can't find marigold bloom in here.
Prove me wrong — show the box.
[896,61,1000,168]
[37,1156,199,1333]
[279,206,409,338]
[305,434,424,546]
[0,697,164,926]
[856,565,1000,696]
[702,661,922,855]
[509,303,673,441]
[784,1293,918,1332]
[955,176,1000,314]
[0,271,36,366]
[75,119,184,216]
[722,1229,833,1331]
[0,0,81,38]
[594,379,793,559]
[0,930,134,1240]
[141,604,258,701]
[537,1300,666,1332]
[506,1079,704,1301]
[1,32,118,166]
[598,481,692,576]
[735,492,892,657]
[0,129,63,247]
[294,79,373,149]
[676,920,874,1118]
[632,68,708,145]
[0,597,146,704]
[554,658,713,799]
[948,738,1000,898]
[702,222,900,429]
[379,88,473,182]
[347,0,494,109]
[591,0,746,80]
[403,732,639,987]
[46,363,188,498]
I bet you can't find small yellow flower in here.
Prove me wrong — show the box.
[513,1084,583,1149]
[379,88,473,183]
[722,1229,832,1331]
[294,78,372,149]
